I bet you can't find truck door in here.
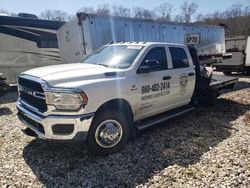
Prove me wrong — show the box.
[166,46,196,107]
[135,46,172,119]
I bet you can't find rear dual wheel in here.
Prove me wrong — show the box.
[246,68,250,75]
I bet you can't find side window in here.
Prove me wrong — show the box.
[169,47,189,69]
[37,37,58,48]
[140,47,168,71]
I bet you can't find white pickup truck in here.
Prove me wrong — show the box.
[17,42,238,155]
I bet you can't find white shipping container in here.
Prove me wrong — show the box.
[57,13,226,63]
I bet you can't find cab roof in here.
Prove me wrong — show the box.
[108,41,186,47]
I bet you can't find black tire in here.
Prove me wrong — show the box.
[206,89,219,107]
[0,92,6,97]
[246,68,250,75]
[223,71,232,75]
[86,109,131,155]
[0,88,8,97]
[199,89,219,107]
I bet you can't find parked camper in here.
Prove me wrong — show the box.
[214,36,250,75]
[0,14,65,85]
[57,13,226,65]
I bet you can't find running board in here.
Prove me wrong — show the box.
[136,106,195,131]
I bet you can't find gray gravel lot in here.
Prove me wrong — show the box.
[0,75,249,188]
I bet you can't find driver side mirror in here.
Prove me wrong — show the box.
[137,60,161,73]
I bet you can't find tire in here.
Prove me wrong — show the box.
[223,71,232,75]
[0,92,6,97]
[86,109,131,155]
[206,89,219,107]
[0,86,8,97]
[246,68,250,75]
[199,89,219,107]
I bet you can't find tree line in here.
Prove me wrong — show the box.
[1,1,250,37]
[40,2,199,23]
[196,4,250,37]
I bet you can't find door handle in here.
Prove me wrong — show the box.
[188,72,195,76]
[163,76,171,80]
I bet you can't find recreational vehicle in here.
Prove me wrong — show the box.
[0,14,65,85]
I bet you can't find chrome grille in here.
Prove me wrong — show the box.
[18,77,47,113]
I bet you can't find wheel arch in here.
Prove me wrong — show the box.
[94,98,134,123]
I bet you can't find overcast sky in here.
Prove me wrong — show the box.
[1,0,250,16]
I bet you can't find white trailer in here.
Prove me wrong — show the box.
[57,13,226,64]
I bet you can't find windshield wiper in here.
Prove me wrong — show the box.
[96,63,111,68]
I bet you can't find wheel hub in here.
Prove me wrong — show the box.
[95,120,123,148]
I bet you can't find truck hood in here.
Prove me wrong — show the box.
[22,63,125,87]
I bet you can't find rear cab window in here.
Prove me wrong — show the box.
[169,47,190,69]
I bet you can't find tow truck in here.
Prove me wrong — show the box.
[16,42,238,155]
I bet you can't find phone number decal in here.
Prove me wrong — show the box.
[141,82,170,94]
[141,91,170,101]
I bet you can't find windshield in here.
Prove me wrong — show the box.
[82,45,143,69]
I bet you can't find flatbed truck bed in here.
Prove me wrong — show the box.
[210,74,238,90]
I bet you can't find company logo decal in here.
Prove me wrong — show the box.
[180,74,188,95]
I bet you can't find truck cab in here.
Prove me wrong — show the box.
[16,42,236,155]
[133,43,196,119]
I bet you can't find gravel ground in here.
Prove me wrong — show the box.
[0,75,249,188]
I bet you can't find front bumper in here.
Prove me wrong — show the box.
[17,101,94,140]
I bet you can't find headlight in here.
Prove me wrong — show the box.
[45,92,88,110]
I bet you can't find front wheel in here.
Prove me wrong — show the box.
[86,110,131,155]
